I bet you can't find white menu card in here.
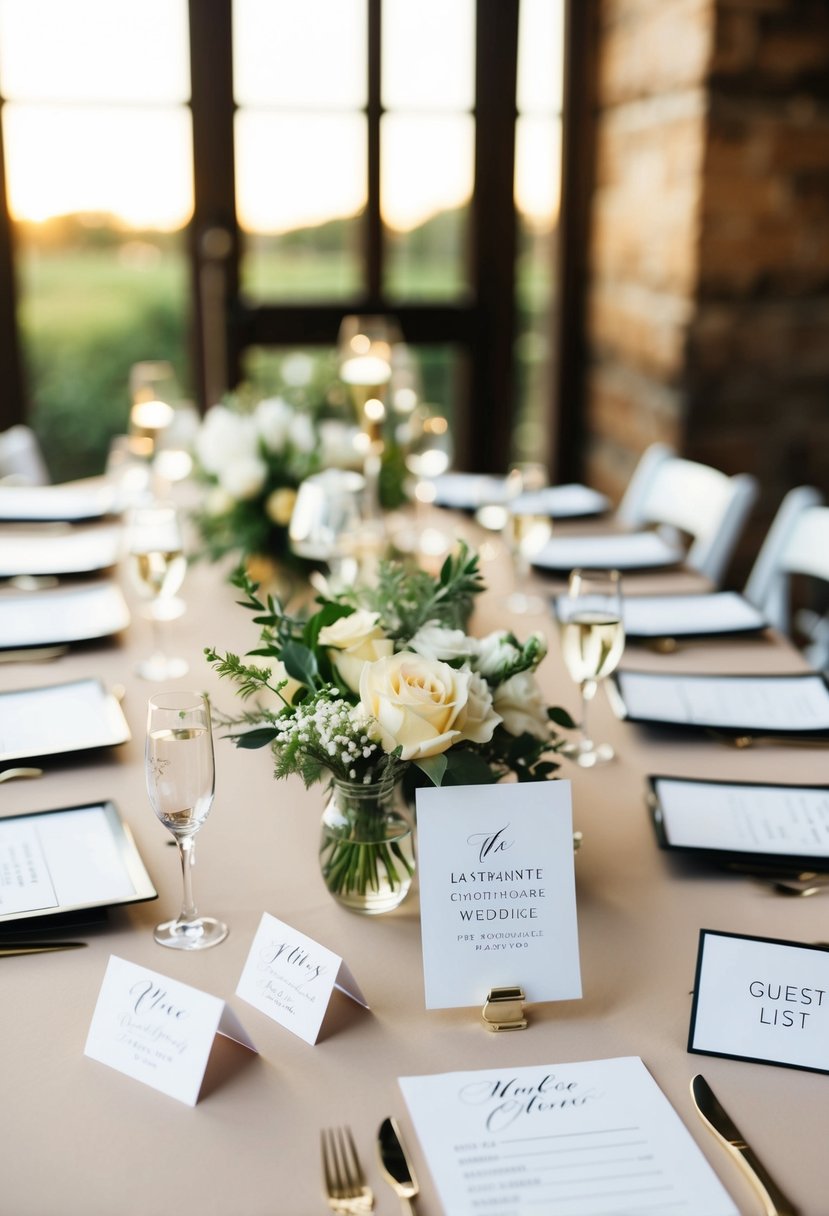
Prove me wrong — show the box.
[532,530,683,573]
[621,591,766,639]
[0,802,155,921]
[85,956,257,1106]
[652,777,829,859]
[615,670,829,732]
[0,679,130,762]
[0,581,130,648]
[236,911,369,1044]
[416,782,581,1010]
[0,524,121,577]
[399,1056,739,1216]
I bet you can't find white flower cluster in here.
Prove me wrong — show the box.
[196,396,315,507]
[270,693,384,782]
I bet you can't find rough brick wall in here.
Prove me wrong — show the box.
[584,0,829,582]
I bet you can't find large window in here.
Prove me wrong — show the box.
[0,0,568,479]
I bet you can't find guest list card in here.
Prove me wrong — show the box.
[400,1057,739,1216]
[416,782,581,1009]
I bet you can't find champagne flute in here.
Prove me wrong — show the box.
[126,502,188,680]
[503,462,553,613]
[403,405,454,556]
[145,691,227,949]
[558,569,625,766]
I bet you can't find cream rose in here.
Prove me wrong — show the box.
[265,486,297,526]
[475,629,522,678]
[219,453,268,500]
[196,404,257,474]
[493,670,550,740]
[407,622,479,664]
[318,610,394,693]
[359,653,499,761]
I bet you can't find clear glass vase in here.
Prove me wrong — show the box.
[319,779,416,915]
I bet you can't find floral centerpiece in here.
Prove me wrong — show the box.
[192,390,322,565]
[206,544,573,914]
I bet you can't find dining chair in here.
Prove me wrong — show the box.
[743,485,829,669]
[616,442,758,585]
[0,424,49,485]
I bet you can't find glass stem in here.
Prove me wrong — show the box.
[579,679,598,751]
[150,606,167,662]
[176,836,198,925]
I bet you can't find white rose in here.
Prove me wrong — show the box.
[204,486,234,517]
[493,671,550,740]
[456,670,502,744]
[475,629,522,678]
[255,397,293,452]
[407,622,479,664]
[359,652,497,761]
[218,454,268,500]
[319,420,360,468]
[289,411,315,453]
[318,610,394,693]
[196,405,257,474]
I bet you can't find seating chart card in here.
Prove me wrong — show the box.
[415,781,581,1010]
[620,591,767,639]
[0,524,121,577]
[0,802,155,922]
[689,930,829,1074]
[615,670,829,733]
[235,912,368,1044]
[0,581,130,648]
[0,679,130,762]
[399,1056,739,1216]
[532,530,683,573]
[85,955,257,1106]
[650,776,829,864]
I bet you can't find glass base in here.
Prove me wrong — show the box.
[136,654,189,681]
[562,740,616,768]
[154,916,228,950]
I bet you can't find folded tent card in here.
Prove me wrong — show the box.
[235,911,369,1045]
[85,955,257,1106]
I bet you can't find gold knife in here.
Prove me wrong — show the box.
[378,1117,419,1214]
[0,940,87,957]
[690,1075,800,1216]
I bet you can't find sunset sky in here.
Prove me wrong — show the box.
[0,0,562,233]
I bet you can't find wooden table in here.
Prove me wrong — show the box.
[1,516,827,1216]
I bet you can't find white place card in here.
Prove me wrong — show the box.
[689,930,829,1074]
[235,912,369,1045]
[0,524,121,577]
[532,530,683,572]
[0,580,130,648]
[621,591,766,639]
[615,670,829,733]
[416,781,581,1010]
[399,1056,739,1216]
[85,955,257,1106]
[651,776,829,860]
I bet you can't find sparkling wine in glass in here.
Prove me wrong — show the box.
[145,691,227,949]
[127,502,188,680]
[558,568,625,766]
[503,462,553,613]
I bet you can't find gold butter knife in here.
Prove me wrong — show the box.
[378,1117,419,1214]
[690,1075,799,1216]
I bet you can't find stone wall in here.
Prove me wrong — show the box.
[583,0,829,582]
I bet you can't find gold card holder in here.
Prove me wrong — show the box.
[482,986,528,1032]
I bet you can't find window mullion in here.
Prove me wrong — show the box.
[0,97,25,430]
[366,0,382,302]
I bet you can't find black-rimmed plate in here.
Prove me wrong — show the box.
[0,678,130,764]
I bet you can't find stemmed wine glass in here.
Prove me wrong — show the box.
[126,501,188,680]
[502,462,553,613]
[145,691,227,949]
[557,569,625,767]
[403,405,455,556]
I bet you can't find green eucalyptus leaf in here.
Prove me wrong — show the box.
[414,754,449,786]
[231,727,279,749]
[281,641,319,687]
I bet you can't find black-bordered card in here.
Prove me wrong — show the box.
[688,929,829,1074]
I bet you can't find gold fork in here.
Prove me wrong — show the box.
[321,1126,375,1214]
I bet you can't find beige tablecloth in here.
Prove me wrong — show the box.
[2,521,828,1216]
